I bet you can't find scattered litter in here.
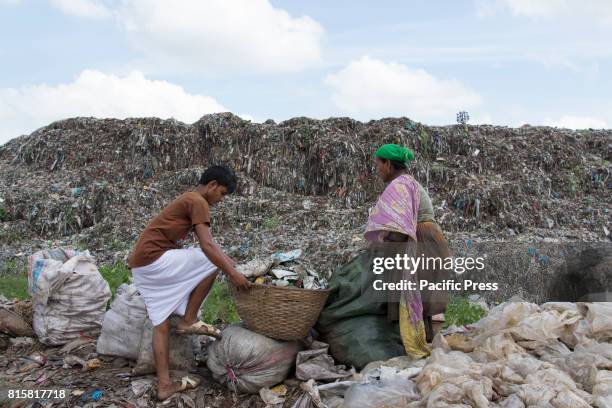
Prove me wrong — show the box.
[292,379,326,408]
[63,355,100,371]
[60,336,95,354]
[9,336,35,347]
[259,387,285,407]
[272,249,302,264]
[131,378,155,398]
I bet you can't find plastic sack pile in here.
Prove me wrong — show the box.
[293,301,612,408]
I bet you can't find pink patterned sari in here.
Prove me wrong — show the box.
[365,174,430,358]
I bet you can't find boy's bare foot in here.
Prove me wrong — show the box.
[157,381,183,401]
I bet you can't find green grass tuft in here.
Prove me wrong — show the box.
[201,280,240,324]
[262,216,281,230]
[0,271,28,300]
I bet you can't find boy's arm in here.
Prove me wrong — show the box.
[195,223,251,290]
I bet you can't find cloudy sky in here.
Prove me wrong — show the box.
[1,0,611,143]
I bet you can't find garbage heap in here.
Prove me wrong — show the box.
[0,113,610,288]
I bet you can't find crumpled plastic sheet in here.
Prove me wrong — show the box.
[343,376,420,408]
[295,341,355,381]
[579,302,612,342]
[471,302,581,350]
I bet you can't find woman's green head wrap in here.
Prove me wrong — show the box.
[375,144,414,164]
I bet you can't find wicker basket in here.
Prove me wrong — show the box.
[230,283,331,341]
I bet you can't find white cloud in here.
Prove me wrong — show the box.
[544,115,608,129]
[0,70,228,143]
[325,56,483,124]
[116,0,324,74]
[49,0,111,18]
[476,0,612,23]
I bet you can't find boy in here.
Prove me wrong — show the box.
[128,165,250,400]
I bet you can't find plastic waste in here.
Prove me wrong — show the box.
[96,283,147,359]
[343,377,420,408]
[272,249,302,264]
[28,249,111,345]
[295,341,355,381]
[207,325,301,394]
[236,258,273,278]
[578,302,612,342]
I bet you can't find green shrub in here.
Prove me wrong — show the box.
[443,296,487,328]
[98,262,132,300]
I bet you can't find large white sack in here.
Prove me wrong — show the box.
[28,249,111,345]
[96,283,147,359]
[207,325,301,394]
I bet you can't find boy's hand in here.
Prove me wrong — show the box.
[229,271,251,291]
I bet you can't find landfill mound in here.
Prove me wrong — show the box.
[0,113,610,277]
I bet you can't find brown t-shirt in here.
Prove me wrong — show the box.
[128,192,211,268]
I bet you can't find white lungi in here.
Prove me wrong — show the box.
[132,247,218,326]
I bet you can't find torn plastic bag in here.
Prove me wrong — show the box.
[295,341,355,381]
[472,302,579,350]
[593,370,612,408]
[207,325,301,394]
[578,303,612,342]
[472,302,541,343]
[422,382,471,408]
[416,348,482,395]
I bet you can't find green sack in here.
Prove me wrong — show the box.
[316,252,405,369]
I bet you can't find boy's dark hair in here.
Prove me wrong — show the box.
[199,165,237,193]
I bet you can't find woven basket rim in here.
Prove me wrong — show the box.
[231,282,332,293]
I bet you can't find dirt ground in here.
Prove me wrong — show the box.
[0,335,301,408]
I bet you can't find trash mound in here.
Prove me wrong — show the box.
[0,115,609,265]
[293,301,612,408]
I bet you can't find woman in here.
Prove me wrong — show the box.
[365,144,450,358]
